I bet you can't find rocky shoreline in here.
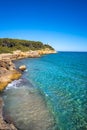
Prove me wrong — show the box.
[0,58,21,91]
[0,49,56,130]
[0,49,56,91]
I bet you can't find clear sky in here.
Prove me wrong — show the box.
[0,0,87,51]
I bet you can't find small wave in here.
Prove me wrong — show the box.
[5,78,35,91]
[5,79,22,90]
[25,69,28,72]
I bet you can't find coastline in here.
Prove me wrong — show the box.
[0,49,56,130]
[0,49,56,91]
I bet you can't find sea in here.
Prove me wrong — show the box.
[2,52,87,130]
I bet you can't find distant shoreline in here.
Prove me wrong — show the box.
[58,51,87,53]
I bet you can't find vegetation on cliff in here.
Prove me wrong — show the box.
[0,38,54,53]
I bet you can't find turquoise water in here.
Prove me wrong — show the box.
[2,52,87,130]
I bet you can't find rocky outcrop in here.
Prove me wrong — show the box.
[0,59,21,91]
[0,51,40,61]
[0,97,17,130]
[0,59,15,71]
[0,49,56,61]
[12,50,40,59]
[38,49,56,55]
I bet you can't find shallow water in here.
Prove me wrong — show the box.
[2,52,87,130]
[2,79,56,130]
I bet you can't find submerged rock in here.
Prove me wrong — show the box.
[3,86,56,130]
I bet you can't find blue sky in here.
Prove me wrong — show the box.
[0,0,87,51]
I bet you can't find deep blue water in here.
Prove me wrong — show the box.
[2,52,87,130]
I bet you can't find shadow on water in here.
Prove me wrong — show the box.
[1,78,58,130]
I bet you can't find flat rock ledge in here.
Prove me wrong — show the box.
[0,97,17,130]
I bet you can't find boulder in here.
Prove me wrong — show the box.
[19,65,26,71]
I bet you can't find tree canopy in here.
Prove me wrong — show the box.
[0,38,54,53]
